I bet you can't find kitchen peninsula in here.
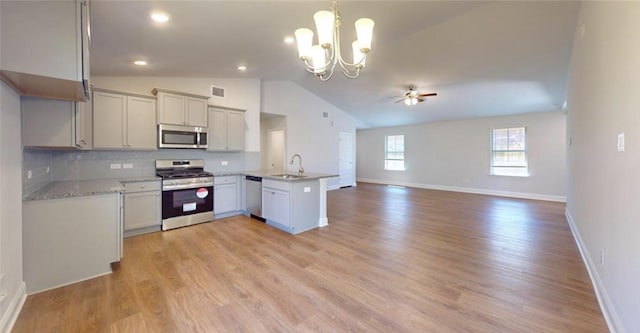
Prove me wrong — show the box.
[243,171,337,235]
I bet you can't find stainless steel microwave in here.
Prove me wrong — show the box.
[158,124,208,149]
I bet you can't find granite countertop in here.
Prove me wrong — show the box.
[23,170,335,201]
[242,170,338,182]
[24,179,125,201]
[24,176,161,201]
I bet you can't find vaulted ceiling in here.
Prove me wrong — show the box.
[90,1,580,128]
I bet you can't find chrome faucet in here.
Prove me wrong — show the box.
[290,154,304,176]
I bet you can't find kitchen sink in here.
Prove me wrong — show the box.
[270,174,307,179]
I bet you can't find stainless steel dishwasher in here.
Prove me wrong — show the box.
[245,175,265,222]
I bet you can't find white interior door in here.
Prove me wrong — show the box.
[339,132,356,187]
[268,129,285,172]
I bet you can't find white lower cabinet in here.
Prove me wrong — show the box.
[262,187,290,229]
[23,193,122,294]
[262,179,319,234]
[123,180,161,237]
[214,176,240,218]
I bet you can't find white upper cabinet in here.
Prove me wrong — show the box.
[22,97,92,149]
[208,107,246,151]
[0,0,90,101]
[153,89,208,127]
[93,89,157,150]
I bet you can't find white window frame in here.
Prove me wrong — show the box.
[385,135,405,171]
[490,127,529,177]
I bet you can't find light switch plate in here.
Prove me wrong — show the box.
[110,164,122,169]
[304,187,311,193]
[122,163,133,169]
[221,161,228,166]
[617,133,625,152]
[27,170,32,179]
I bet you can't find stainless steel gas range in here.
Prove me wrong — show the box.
[156,159,214,231]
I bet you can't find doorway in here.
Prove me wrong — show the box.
[268,129,286,172]
[339,132,356,187]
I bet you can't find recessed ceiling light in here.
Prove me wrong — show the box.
[150,12,169,23]
[284,36,295,44]
[134,60,148,66]
[237,65,247,71]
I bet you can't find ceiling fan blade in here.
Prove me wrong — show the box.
[394,98,405,104]
[417,97,425,103]
[417,93,437,97]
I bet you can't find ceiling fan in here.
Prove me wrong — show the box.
[395,85,437,106]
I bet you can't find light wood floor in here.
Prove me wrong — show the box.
[13,183,608,332]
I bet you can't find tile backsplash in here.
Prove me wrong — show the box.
[23,148,260,195]
[23,148,53,195]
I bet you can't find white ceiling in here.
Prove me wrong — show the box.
[90,1,580,128]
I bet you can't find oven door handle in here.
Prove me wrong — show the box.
[162,183,214,191]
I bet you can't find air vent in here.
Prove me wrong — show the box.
[322,112,329,118]
[211,85,225,97]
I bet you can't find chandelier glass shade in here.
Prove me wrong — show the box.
[294,0,374,81]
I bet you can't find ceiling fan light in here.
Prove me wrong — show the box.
[295,28,314,60]
[311,45,326,74]
[404,96,418,106]
[355,18,374,52]
[352,41,366,68]
[314,10,335,48]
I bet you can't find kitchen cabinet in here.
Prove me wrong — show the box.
[208,107,246,151]
[0,0,90,101]
[93,89,157,150]
[214,176,241,218]
[262,179,320,234]
[21,97,92,149]
[123,180,161,237]
[23,192,122,294]
[153,88,208,127]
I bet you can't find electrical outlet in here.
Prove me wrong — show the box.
[46,166,50,173]
[600,249,605,267]
[122,163,133,169]
[221,161,228,166]
[27,170,32,179]
[110,164,122,169]
[617,133,625,152]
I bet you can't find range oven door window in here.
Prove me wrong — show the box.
[162,186,213,219]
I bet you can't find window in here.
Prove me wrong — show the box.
[490,127,528,176]
[385,135,405,171]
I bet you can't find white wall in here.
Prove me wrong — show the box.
[261,81,359,189]
[0,82,26,332]
[357,111,566,201]
[92,76,261,152]
[565,2,640,332]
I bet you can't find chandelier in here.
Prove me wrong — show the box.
[294,0,374,81]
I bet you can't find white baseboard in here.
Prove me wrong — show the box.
[356,178,566,202]
[565,210,622,333]
[0,281,26,333]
